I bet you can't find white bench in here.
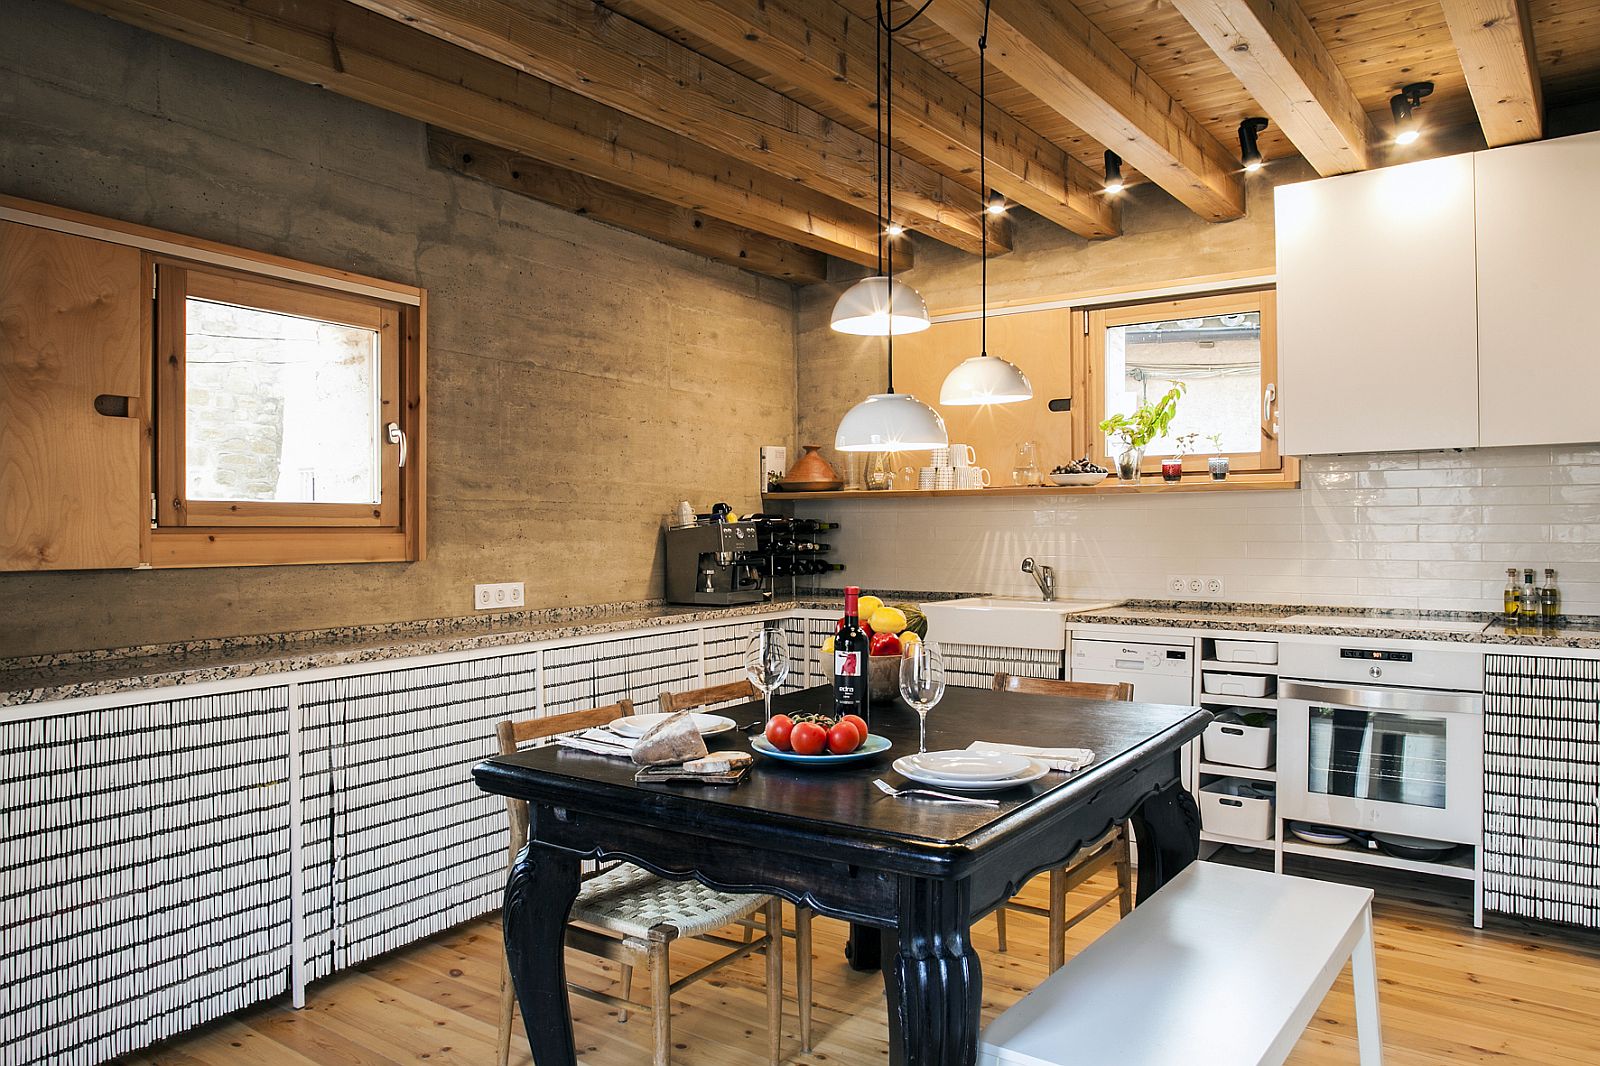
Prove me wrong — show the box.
[979,862,1382,1066]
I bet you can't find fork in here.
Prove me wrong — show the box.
[873,778,1000,807]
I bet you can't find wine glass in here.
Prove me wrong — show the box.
[898,640,947,753]
[744,627,790,724]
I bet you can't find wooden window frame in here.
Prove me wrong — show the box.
[150,258,425,568]
[1078,289,1282,476]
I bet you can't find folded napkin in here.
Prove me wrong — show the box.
[556,728,637,758]
[966,740,1094,772]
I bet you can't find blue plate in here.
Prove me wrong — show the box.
[750,733,891,766]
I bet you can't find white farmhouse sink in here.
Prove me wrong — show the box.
[919,597,1123,652]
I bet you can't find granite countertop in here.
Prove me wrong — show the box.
[0,597,851,708]
[1068,601,1600,650]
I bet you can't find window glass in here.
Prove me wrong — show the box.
[183,297,381,504]
[1103,311,1262,456]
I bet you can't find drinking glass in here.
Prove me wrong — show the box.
[898,640,947,753]
[744,627,790,724]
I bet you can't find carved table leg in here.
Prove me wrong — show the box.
[1129,776,1203,904]
[504,840,582,1066]
[884,877,981,1066]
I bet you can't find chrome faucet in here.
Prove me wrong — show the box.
[1021,557,1056,602]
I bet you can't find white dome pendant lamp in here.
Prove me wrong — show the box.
[835,2,946,453]
[830,2,929,339]
[939,0,1033,407]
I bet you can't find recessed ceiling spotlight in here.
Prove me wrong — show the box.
[1390,82,1434,146]
[1238,116,1269,172]
[1103,150,1125,195]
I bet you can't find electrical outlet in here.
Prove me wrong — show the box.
[1168,575,1189,596]
[1186,577,1205,595]
[474,582,525,611]
[1205,576,1225,596]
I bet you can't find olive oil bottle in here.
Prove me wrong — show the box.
[1541,568,1562,625]
[1503,567,1521,623]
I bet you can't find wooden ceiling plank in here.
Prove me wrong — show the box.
[1168,0,1374,174]
[921,0,1246,221]
[1439,0,1545,145]
[624,0,1119,240]
[63,0,898,269]
[427,129,830,283]
[348,0,996,254]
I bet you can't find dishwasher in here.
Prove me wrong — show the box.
[1069,636,1200,798]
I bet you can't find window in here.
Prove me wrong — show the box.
[1083,290,1280,475]
[154,261,423,565]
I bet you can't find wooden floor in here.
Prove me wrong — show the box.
[121,863,1600,1066]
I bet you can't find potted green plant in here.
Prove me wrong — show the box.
[1206,433,1229,481]
[1098,382,1185,483]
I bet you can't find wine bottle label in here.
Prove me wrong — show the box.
[834,650,862,677]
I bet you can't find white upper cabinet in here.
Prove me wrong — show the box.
[1475,131,1600,448]
[1275,153,1480,455]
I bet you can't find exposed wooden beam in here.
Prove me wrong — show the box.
[624,0,1118,240]
[922,0,1246,222]
[1168,0,1373,175]
[64,0,899,269]
[348,0,997,255]
[427,129,829,283]
[1440,0,1544,146]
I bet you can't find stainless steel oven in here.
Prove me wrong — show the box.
[1278,641,1483,845]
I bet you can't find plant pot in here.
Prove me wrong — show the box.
[1209,456,1230,481]
[1160,457,1183,483]
[1116,446,1144,482]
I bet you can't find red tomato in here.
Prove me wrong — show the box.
[790,721,828,756]
[840,714,869,741]
[869,632,901,657]
[764,714,795,751]
[827,720,862,755]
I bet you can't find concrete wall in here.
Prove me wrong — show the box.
[0,0,797,657]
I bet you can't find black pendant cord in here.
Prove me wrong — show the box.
[979,0,991,360]
[884,0,896,393]
[874,13,884,279]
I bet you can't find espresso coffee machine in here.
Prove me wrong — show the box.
[664,522,767,605]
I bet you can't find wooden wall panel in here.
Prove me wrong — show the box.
[889,309,1080,480]
[0,222,145,571]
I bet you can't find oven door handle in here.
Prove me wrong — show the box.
[1280,680,1482,716]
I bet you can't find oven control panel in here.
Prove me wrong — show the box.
[1279,639,1483,691]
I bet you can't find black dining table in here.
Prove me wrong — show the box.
[473,684,1209,1066]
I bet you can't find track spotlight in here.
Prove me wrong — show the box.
[1103,150,1124,195]
[1239,117,1269,172]
[1390,82,1434,146]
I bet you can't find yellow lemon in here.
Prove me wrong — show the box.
[820,635,835,654]
[899,630,921,649]
[857,594,885,619]
[868,605,908,635]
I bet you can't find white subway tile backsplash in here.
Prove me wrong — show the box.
[804,448,1599,615]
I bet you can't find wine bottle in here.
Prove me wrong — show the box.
[833,585,871,726]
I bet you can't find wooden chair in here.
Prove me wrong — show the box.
[989,672,1137,972]
[656,679,816,1052]
[496,699,784,1066]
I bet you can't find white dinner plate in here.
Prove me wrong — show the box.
[607,712,737,739]
[892,755,1050,792]
[895,750,1034,782]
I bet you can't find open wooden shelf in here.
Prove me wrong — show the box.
[763,471,1299,501]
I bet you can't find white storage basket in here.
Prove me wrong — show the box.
[1203,717,1276,769]
[1213,639,1278,664]
[1202,672,1272,698]
[1199,779,1275,841]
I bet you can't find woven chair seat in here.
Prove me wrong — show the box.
[572,863,773,941]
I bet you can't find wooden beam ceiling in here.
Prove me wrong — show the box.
[1440,0,1545,146]
[65,0,902,270]
[921,0,1246,222]
[348,0,997,255]
[622,0,1118,240]
[1167,0,1374,175]
[427,129,829,283]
